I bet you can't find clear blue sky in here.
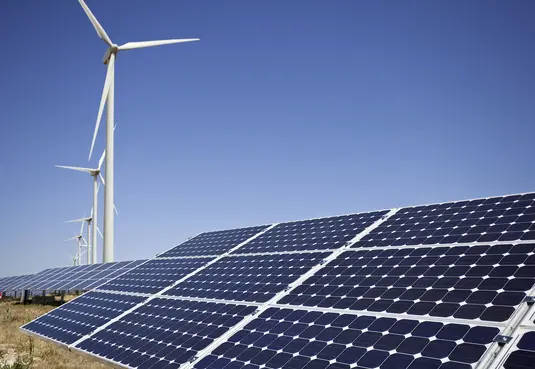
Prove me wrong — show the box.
[1,1,534,277]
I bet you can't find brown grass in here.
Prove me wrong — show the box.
[0,300,110,369]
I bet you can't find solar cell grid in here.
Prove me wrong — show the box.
[76,299,257,369]
[157,225,269,258]
[31,264,108,292]
[502,331,535,369]
[359,193,535,248]
[95,257,213,294]
[164,252,330,303]
[194,307,500,369]
[7,260,147,293]
[67,260,147,291]
[233,212,387,254]
[0,274,32,291]
[21,291,145,345]
[280,243,535,322]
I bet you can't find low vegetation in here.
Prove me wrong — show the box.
[0,300,109,369]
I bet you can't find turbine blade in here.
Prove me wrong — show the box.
[80,220,85,234]
[97,226,104,239]
[114,204,119,216]
[65,236,78,242]
[99,172,105,185]
[65,218,88,223]
[56,165,95,173]
[118,38,199,51]
[89,56,115,160]
[98,149,106,170]
[77,0,112,46]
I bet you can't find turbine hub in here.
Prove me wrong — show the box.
[102,44,119,64]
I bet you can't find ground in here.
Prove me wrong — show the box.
[0,300,110,369]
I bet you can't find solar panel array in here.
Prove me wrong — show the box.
[20,193,535,369]
[0,274,34,294]
[1,260,146,295]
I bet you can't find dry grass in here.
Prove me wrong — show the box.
[0,300,110,369]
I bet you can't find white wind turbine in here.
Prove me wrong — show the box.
[65,222,87,266]
[77,0,199,262]
[66,215,92,264]
[68,253,78,266]
[65,209,105,264]
[57,137,116,264]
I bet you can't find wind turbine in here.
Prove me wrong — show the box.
[65,209,106,264]
[66,213,93,264]
[57,140,116,264]
[77,0,199,263]
[65,221,87,265]
[68,253,79,267]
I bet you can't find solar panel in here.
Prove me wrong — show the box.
[233,212,387,254]
[76,299,257,369]
[0,274,33,292]
[194,307,500,369]
[6,260,147,294]
[164,253,330,302]
[501,331,535,369]
[358,193,535,248]
[157,225,270,258]
[20,192,535,369]
[280,243,535,322]
[22,291,145,345]
[96,258,213,294]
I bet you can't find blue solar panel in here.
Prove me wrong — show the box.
[95,258,213,294]
[164,253,329,302]
[233,212,387,254]
[280,243,535,322]
[503,331,535,369]
[6,260,147,294]
[157,225,269,258]
[76,299,257,369]
[0,274,33,292]
[21,291,145,345]
[20,192,535,369]
[358,193,535,248]
[194,307,500,369]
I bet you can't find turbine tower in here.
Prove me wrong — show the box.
[77,0,199,262]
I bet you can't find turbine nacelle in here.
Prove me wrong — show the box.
[103,45,119,64]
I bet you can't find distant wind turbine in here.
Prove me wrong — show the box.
[66,215,92,264]
[68,253,79,267]
[65,221,87,265]
[57,134,116,264]
[77,0,199,262]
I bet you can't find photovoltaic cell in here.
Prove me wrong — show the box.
[157,225,269,258]
[194,307,499,369]
[96,257,213,294]
[76,299,257,369]
[280,243,535,322]
[358,193,535,248]
[503,331,535,369]
[21,291,144,345]
[233,212,387,254]
[164,252,329,303]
